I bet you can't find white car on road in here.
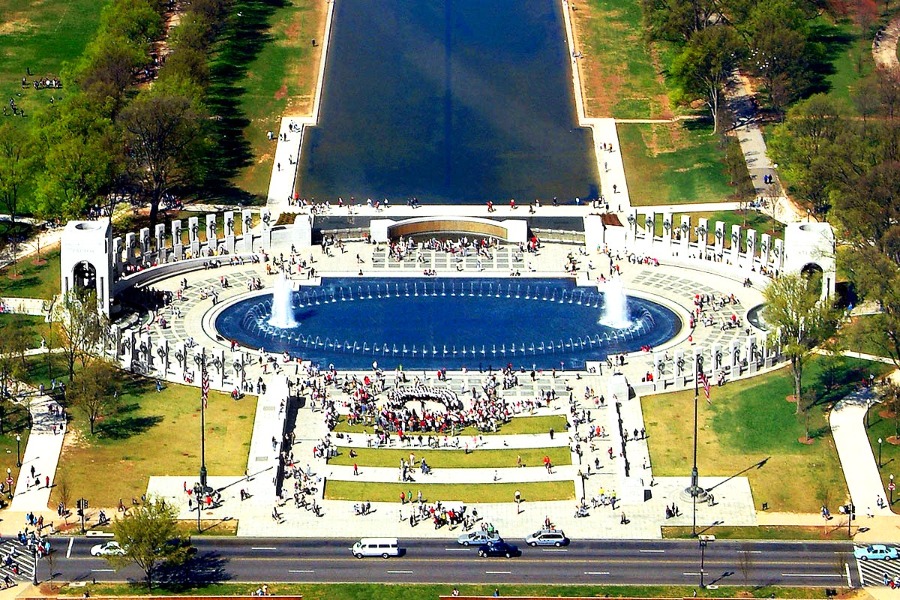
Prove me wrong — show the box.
[90,541,125,557]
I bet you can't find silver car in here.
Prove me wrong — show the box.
[457,530,501,546]
[525,529,569,547]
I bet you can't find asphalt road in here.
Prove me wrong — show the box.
[48,537,861,588]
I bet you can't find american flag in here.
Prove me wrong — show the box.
[201,352,209,409]
[698,370,711,403]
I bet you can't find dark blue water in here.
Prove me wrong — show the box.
[296,0,599,204]
[215,278,681,370]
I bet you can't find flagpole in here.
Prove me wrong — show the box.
[200,348,208,490]
[685,353,707,537]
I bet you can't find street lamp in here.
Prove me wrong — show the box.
[686,355,708,537]
[698,534,714,588]
[879,438,884,468]
[6,467,11,500]
[891,474,895,505]
[807,209,811,223]
[15,434,21,467]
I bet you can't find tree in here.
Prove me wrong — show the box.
[671,25,745,133]
[118,90,209,229]
[54,289,108,381]
[108,497,191,589]
[65,358,120,435]
[0,123,38,277]
[34,99,123,221]
[763,273,839,415]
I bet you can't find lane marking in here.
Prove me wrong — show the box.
[845,562,852,588]
[91,569,115,573]
[251,547,277,551]
[585,571,610,575]
[288,570,314,573]
[445,548,468,552]
[66,538,73,559]
[781,573,843,578]
[683,572,700,576]
[640,549,665,553]
[486,571,511,574]
[541,548,568,552]
[387,570,413,574]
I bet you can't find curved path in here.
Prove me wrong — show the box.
[874,16,900,71]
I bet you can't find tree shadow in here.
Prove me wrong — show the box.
[156,551,231,591]
[96,415,164,440]
[203,0,289,204]
[806,20,857,95]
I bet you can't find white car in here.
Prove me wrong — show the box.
[90,541,125,557]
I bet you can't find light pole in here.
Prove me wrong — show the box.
[879,438,884,468]
[6,467,11,500]
[698,534,714,588]
[807,208,811,223]
[686,355,708,536]
[15,433,21,467]
[891,474,895,505]
[195,350,209,491]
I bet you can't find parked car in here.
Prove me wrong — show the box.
[458,530,501,546]
[854,544,898,560]
[525,529,569,547]
[477,541,520,558]
[90,541,125,557]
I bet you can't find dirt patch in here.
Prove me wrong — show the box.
[0,16,31,35]
[786,394,798,403]
[284,19,300,39]
[888,435,900,445]
[798,436,816,445]
[274,84,288,100]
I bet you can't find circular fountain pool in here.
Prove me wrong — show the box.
[214,277,682,370]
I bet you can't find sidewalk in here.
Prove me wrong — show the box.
[10,395,66,512]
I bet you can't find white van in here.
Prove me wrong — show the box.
[351,537,400,559]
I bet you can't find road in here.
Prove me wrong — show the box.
[48,537,863,588]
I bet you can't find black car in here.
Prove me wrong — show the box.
[477,541,520,558]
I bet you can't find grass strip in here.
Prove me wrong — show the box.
[329,446,571,469]
[56,582,837,598]
[324,480,575,504]
[662,525,851,540]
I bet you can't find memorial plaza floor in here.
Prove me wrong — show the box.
[131,235,767,540]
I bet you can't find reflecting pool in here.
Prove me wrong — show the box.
[215,278,681,370]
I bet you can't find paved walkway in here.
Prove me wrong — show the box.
[874,16,900,70]
[9,394,66,512]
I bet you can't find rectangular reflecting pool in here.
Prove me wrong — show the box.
[296,0,599,204]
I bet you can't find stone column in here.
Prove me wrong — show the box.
[172,221,183,261]
[261,209,273,250]
[157,339,170,377]
[140,227,151,263]
[175,342,187,381]
[714,221,725,260]
[125,232,137,266]
[729,225,741,265]
[653,352,662,384]
[112,237,124,276]
[759,233,771,268]
[711,343,722,374]
[645,212,656,251]
[216,349,226,389]
[746,335,758,374]
[678,215,690,257]
[674,349,686,387]
[773,238,785,274]
[729,339,741,374]
[155,224,167,263]
[745,229,757,270]
[206,214,217,256]
[225,211,236,255]
[696,218,709,260]
[188,216,200,258]
[242,210,254,253]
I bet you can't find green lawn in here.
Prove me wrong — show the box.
[330,446,571,469]
[22,355,257,506]
[0,314,51,348]
[332,414,567,436]
[208,0,326,200]
[572,0,676,118]
[0,246,61,299]
[816,17,875,104]
[619,122,737,206]
[662,525,850,540]
[864,402,900,511]
[644,356,891,513]
[0,0,104,124]
[325,480,575,503]
[60,583,829,599]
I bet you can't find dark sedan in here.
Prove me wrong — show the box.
[477,541,520,558]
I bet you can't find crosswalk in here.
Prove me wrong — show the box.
[0,539,37,584]
[856,547,900,587]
